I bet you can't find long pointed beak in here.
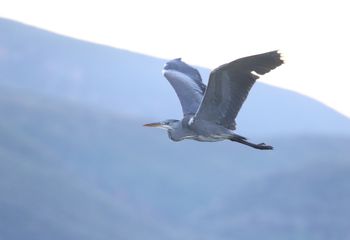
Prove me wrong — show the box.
[143,122,162,127]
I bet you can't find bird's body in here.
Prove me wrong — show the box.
[165,117,233,142]
[144,51,284,150]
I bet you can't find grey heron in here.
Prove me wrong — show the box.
[144,51,283,150]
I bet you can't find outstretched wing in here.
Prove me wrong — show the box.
[163,58,206,116]
[195,50,284,130]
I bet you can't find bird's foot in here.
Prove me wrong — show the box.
[256,143,273,150]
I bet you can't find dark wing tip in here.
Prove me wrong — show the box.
[213,50,284,77]
[272,50,285,65]
[253,50,284,75]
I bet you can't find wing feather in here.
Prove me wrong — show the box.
[195,50,283,129]
[163,59,206,116]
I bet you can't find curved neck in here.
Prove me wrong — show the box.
[167,120,193,142]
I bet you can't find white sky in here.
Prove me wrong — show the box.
[1,0,349,117]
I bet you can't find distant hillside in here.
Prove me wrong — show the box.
[189,161,350,240]
[1,18,349,136]
[0,87,182,240]
[1,86,350,239]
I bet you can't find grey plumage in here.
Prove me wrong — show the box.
[163,58,206,116]
[196,51,283,130]
[144,51,284,150]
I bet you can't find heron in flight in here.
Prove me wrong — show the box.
[144,51,283,150]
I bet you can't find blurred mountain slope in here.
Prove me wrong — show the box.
[1,86,350,239]
[1,17,349,136]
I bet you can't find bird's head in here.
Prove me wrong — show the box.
[143,119,180,130]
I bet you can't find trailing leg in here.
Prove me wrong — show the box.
[230,136,273,150]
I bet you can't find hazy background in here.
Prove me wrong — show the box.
[1,1,350,239]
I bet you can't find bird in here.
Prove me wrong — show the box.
[144,50,284,150]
